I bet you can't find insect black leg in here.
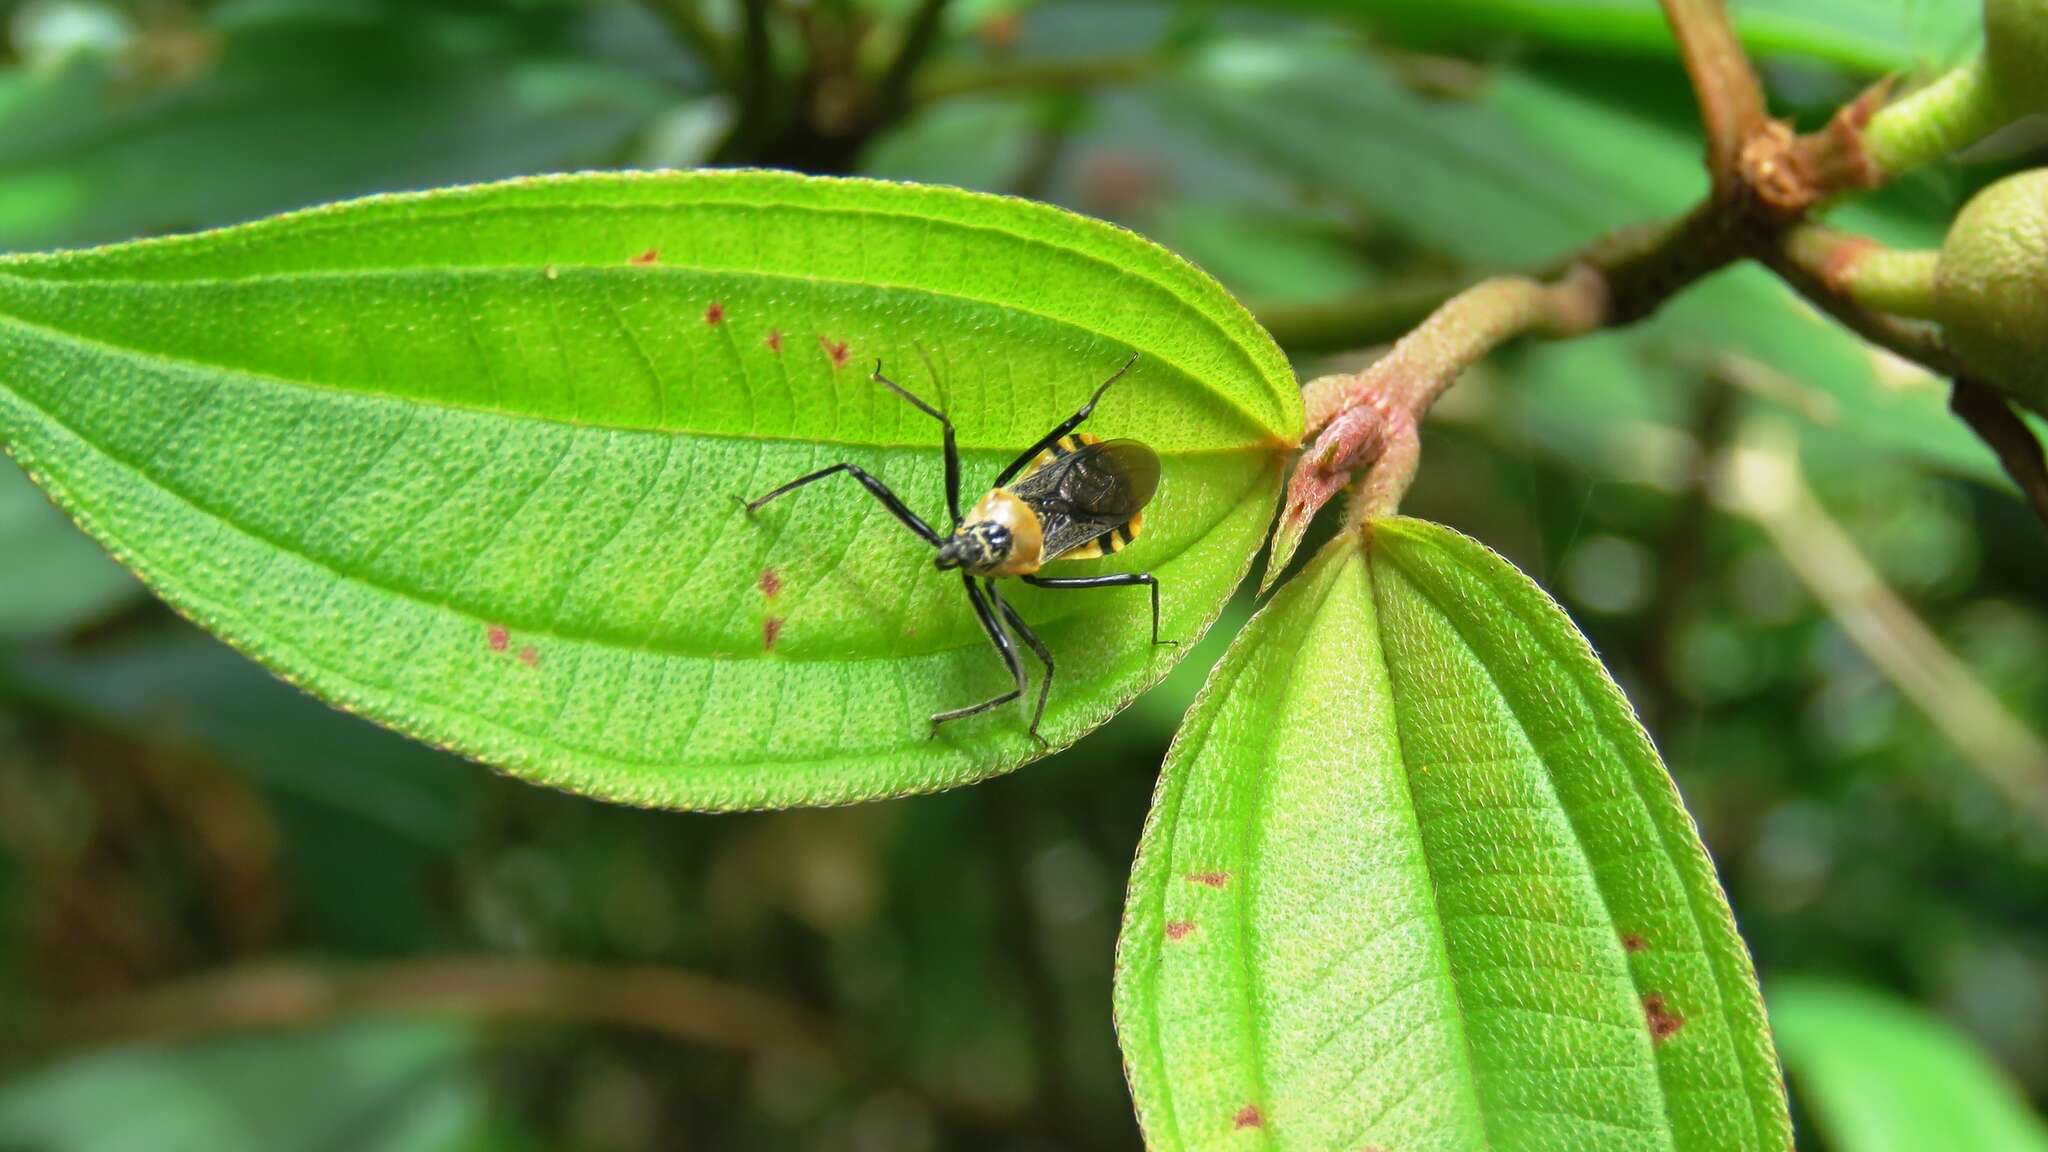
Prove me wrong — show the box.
[872,359,962,529]
[933,571,1035,739]
[991,585,1054,744]
[1020,572,1177,646]
[994,353,1140,487]
[741,463,942,546]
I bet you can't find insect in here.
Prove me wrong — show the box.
[742,354,1173,744]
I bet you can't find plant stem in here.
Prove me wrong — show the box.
[915,54,1156,105]
[1778,224,1942,318]
[651,0,735,92]
[1952,378,2048,529]
[731,0,775,154]
[20,956,827,1062]
[1762,229,1961,375]
[875,0,956,123]
[1659,0,1768,195]
[1863,56,2015,178]
[1722,424,2048,825]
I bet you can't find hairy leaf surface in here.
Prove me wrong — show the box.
[1115,519,1789,1151]
[0,171,1298,808]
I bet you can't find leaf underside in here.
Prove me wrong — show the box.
[1114,518,1790,1152]
[0,170,1300,809]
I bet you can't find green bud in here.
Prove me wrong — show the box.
[1986,0,2048,112]
[1934,169,2048,416]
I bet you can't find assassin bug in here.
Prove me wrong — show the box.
[742,354,1173,745]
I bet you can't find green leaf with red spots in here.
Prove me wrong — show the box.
[0,170,1299,809]
[1114,518,1790,1151]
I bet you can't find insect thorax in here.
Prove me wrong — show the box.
[939,490,1044,577]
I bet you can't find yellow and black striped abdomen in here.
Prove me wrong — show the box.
[1057,509,1144,560]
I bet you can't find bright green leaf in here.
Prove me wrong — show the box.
[0,456,140,641]
[1772,979,2048,1152]
[0,170,1298,809]
[1115,519,1789,1151]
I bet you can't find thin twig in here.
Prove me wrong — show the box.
[1722,427,2048,828]
[1951,379,2048,529]
[16,956,828,1065]
[1760,231,1964,376]
[1659,0,1769,195]
[875,0,955,122]
[651,0,735,91]
[914,55,1155,105]
[732,0,775,153]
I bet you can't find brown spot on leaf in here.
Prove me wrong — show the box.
[487,625,510,652]
[630,247,660,266]
[705,301,725,325]
[1164,920,1196,941]
[759,568,782,597]
[1232,1105,1263,1130]
[1622,932,1648,953]
[1644,994,1685,1043]
[819,335,851,369]
[517,646,539,668]
[763,617,785,650]
[765,329,783,354]
[1187,871,1230,888]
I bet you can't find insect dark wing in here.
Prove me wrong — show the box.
[1013,439,1160,564]
[1055,439,1159,519]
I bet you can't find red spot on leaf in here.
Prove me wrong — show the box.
[763,617,785,650]
[517,646,540,668]
[759,568,782,597]
[1622,932,1648,953]
[1232,1105,1263,1130]
[487,625,509,652]
[819,335,851,369]
[630,247,660,266]
[1188,871,1230,888]
[1644,994,1685,1043]
[1164,920,1196,941]
[704,300,725,325]
[765,329,783,354]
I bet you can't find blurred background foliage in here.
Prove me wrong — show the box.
[0,1,2043,1149]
